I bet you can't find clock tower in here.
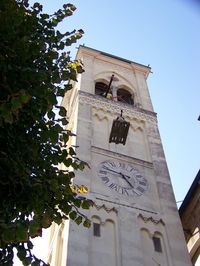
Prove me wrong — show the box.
[47,46,191,266]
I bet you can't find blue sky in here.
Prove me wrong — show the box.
[33,0,200,204]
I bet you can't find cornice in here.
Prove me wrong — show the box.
[94,197,158,215]
[91,146,153,169]
[77,46,151,77]
[78,91,157,124]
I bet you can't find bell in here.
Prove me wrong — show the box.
[109,111,130,145]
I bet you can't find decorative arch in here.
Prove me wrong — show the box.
[139,226,170,266]
[95,80,109,96]
[93,110,109,122]
[140,227,151,237]
[94,72,111,97]
[91,215,101,223]
[117,87,134,105]
[92,110,109,149]
[91,215,101,237]
[152,231,163,253]
[94,72,137,104]
[89,216,117,266]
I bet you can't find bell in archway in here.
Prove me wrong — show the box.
[109,111,130,145]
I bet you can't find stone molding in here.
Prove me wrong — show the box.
[92,202,118,214]
[91,146,153,169]
[78,91,157,123]
[138,213,165,225]
[95,197,157,215]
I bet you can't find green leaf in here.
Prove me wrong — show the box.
[62,204,72,214]
[63,158,72,167]
[47,110,55,120]
[27,240,34,250]
[11,97,23,111]
[17,248,26,261]
[75,216,82,225]
[58,106,67,117]
[68,172,75,179]
[29,222,41,238]
[63,133,69,143]
[78,161,85,170]
[49,130,58,144]
[81,200,90,209]
[76,65,84,73]
[83,219,91,228]
[22,257,32,266]
[32,261,41,266]
[53,214,62,225]
[46,92,57,106]
[61,117,68,125]
[2,226,15,243]
[32,260,41,266]
[52,70,61,83]
[69,211,77,220]
[61,71,70,80]
[64,83,73,91]
[69,147,76,156]
[59,42,65,50]
[19,90,31,104]
[41,215,51,229]
[16,224,28,241]
[74,198,81,208]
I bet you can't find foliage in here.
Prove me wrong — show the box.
[0,0,91,265]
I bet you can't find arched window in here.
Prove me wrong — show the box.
[152,236,162,253]
[95,82,108,96]
[117,88,134,105]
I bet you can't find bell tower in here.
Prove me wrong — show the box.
[48,46,191,266]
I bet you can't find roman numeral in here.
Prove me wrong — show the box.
[121,188,129,196]
[109,183,120,192]
[138,181,146,186]
[136,186,145,193]
[108,162,116,168]
[99,170,107,175]
[101,176,109,184]
[120,162,125,169]
[102,165,110,171]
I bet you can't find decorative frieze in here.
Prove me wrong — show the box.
[138,213,165,225]
[92,202,118,214]
[79,91,157,124]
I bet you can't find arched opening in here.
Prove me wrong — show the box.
[117,88,134,105]
[95,82,108,96]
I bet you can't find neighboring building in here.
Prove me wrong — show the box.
[47,46,192,266]
[179,170,200,266]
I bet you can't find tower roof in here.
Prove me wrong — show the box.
[78,45,151,75]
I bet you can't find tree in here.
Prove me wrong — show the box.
[0,1,91,265]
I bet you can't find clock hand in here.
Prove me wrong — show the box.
[103,168,135,188]
[106,171,121,177]
[120,173,134,188]
[104,168,121,175]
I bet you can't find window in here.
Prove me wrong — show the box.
[93,222,101,237]
[117,88,134,105]
[152,236,162,253]
[95,82,108,96]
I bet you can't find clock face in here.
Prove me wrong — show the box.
[98,161,148,197]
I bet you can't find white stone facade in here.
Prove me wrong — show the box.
[48,46,192,266]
